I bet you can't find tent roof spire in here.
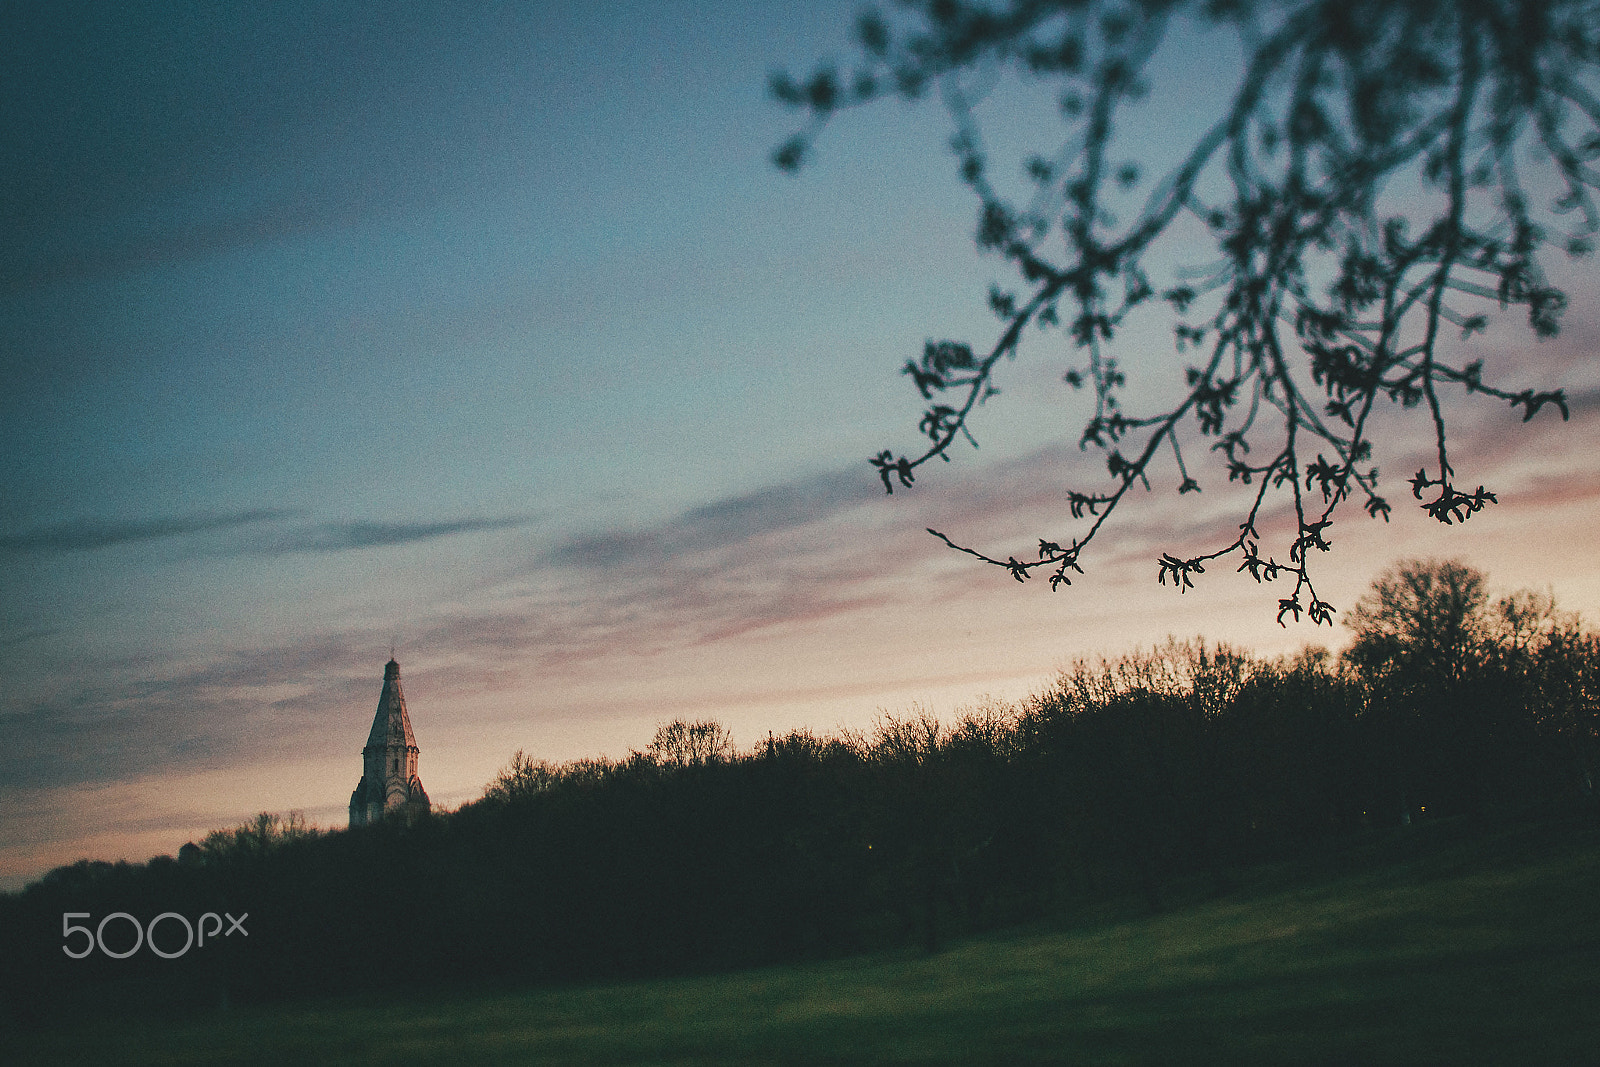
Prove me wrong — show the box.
[367,657,417,749]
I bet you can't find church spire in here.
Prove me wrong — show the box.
[349,658,430,827]
[366,657,418,750]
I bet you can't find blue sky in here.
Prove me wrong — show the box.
[3,1,1597,888]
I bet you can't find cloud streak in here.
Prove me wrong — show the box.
[546,467,877,571]
[0,634,382,794]
[265,516,534,554]
[505,449,1108,670]
[0,509,287,554]
[0,509,537,558]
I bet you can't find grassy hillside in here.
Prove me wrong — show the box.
[8,816,1598,1065]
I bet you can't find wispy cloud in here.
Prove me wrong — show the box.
[0,627,59,650]
[511,451,1107,668]
[0,509,287,554]
[0,635,378,793]
[0,510,537,558]
[265,516,534,554]
[546,468,876,570]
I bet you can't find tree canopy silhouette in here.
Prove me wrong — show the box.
[774,0,1596,623]
[1343,556,1488,682]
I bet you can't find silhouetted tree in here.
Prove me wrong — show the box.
[483,748,560,802]
[1342,558,1486,817]
[1480,586,1600,801]
[197,810,320,861]
[1526,623,1600,796]
[647,719,735,768]
[1343,557,1488,684]
[775,0,1594,621]
[1341,558,1600,817]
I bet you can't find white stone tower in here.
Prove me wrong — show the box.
[349,658,430,826]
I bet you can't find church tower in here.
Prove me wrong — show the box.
[349,658,430,826]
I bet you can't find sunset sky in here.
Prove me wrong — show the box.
[3,1,1596,890]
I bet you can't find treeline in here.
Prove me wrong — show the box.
[3,560,1597,1026]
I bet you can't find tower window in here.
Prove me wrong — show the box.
[392,757,399,773]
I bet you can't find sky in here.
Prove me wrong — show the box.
[2,1,1597,890]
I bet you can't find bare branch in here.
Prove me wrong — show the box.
[776,0,1596,619]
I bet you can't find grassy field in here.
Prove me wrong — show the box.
[7,818,1599,1065]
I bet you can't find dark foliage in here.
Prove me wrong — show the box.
[1344,558,1600,819]
[775,0,1597,621]
[2,566,1596,1030]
